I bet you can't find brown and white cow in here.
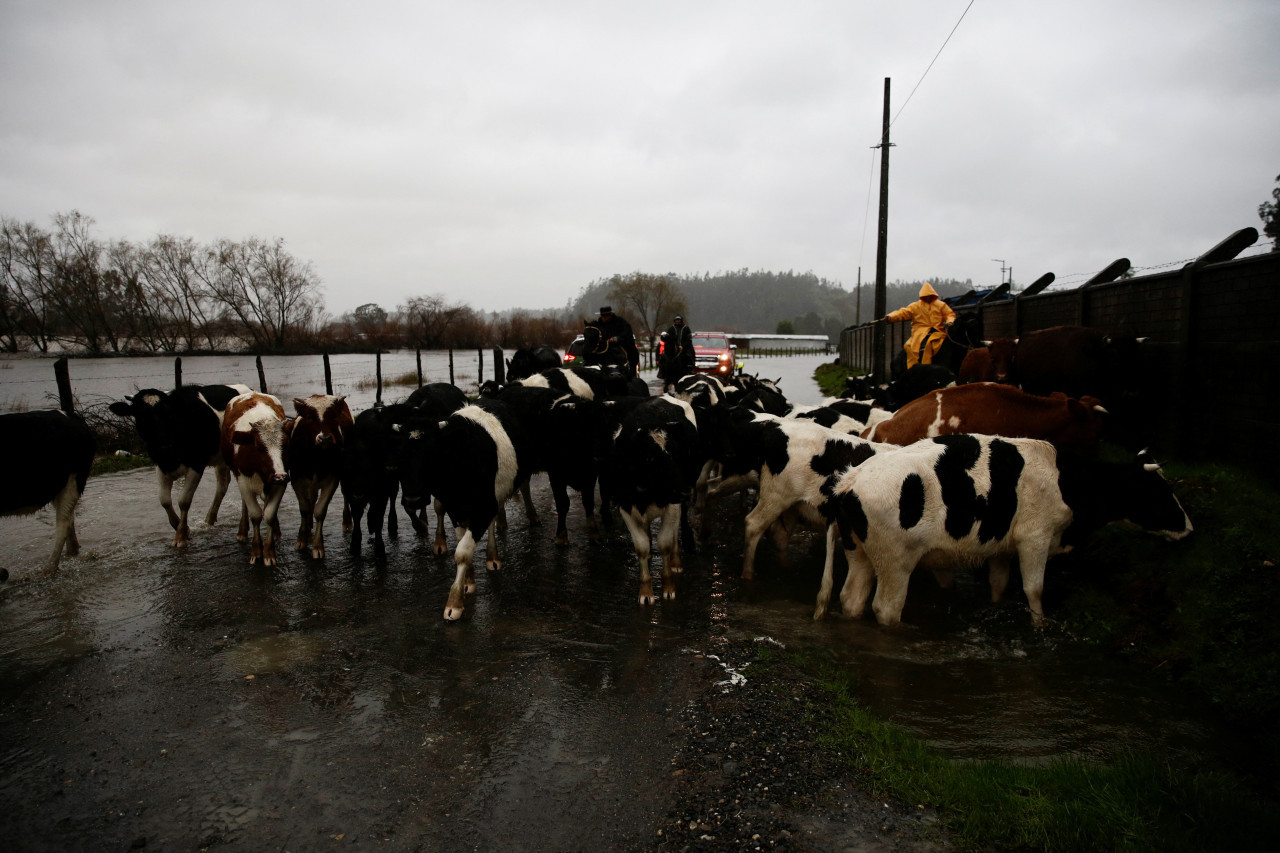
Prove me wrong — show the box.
[289,395,353,559]
[861,383,1107,456]
[221,392,291,566]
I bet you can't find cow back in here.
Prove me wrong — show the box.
[0,411,96,515]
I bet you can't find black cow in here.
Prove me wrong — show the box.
[397,399,533,620]
[341,403,414,560]
[0,411,96,576]
[605,396,703,604]
[109,383,250,546]
[506,346,562,381]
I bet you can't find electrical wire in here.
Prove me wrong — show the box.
[891,0,975,128]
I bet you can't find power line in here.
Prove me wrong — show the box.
[891,0,975,128]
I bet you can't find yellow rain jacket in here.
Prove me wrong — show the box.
[885,282,958,368]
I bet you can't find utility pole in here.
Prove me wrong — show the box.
[992,259,1009,288]
[855,266,862,325]
[872,77,894,383]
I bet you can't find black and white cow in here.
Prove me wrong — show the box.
[109,384,251,546]
[788,398,892,436]
[505,346,562,381]
[604,396,703,604]
[400,382,470,538]
[710,414,890,580]
[477,382,604,545]
[823,435,1192,626]
[0,410,96,575]
[396,399,533,620]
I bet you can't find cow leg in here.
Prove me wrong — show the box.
[678,502,696,559]
[988,555,1012,602]
[172,467,205,547]
[621,509,655,605]
[204,458,232,525]
[814,523,840,620]
[385,481,399,541]
[580,474,600,543]
[870,552,917,626]
[741,497,786,580]
[309,475,339,559]
[293,478,317,553]
[838,543,876,620]
[43,474,82,573]
[658,503,682,599]
[347,498,367,557]
[368,494,389,561]
[432,498,449,556]
[157,468,181,532]
[342,495,353,533]
[695,460,716,542]
[551,475,571,547]
[484,518,502,570]
[445,525,478,621]
[520,481,540,526]
[1016,541,1052,627]
[262,484,287,567]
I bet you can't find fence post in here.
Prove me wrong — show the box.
[493,347,505,383]
[323,353,333,395]
[416,349,423,387]
[54,358,74,415]
[375,352,383,406]
[256,356,268,393]
[477,348,484,383]
[174,356,182,388]
[448,349,455,385]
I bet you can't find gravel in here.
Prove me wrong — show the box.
[631,633,952,853]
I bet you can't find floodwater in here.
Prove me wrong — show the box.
[0,354,1251,850]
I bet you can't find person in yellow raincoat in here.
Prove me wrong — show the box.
[880,282,957,368]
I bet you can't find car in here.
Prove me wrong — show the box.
[691,332,737,376]
[563,334,585,364]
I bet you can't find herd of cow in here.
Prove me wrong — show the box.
[1,325,1192,627]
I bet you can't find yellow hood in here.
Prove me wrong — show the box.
[918,282,939,300]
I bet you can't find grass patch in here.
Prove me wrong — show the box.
[813,361,863,397]
[91,453,153,476]
[353,370,419,391]
[779,648,1279,852]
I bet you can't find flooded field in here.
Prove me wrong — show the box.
[0,354,1251,850]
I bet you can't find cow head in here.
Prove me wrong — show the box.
[109,389,190,472]
[292,395,351,448]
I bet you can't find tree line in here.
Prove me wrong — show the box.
[0,211,573,354]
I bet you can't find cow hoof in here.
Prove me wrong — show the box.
[663,587,677,601]
[554,535,569,547]
[295,540,308,552]
[486,558,502,571]
[311,547,324,559]
[443,606,464,621]
[433,542,449,556]
[638,583,655,605]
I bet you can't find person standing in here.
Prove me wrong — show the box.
[881,282,956,369]
[660,315,694,391]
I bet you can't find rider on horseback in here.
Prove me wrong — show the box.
[880,282,957,369]
[586,306,640,378]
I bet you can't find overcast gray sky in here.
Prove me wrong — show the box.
[2,0,1277,317]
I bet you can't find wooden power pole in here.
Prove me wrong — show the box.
[872,77,894,383]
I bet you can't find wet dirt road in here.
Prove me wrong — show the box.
[0,358,1245,851]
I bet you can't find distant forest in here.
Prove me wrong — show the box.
[565,270,975,337]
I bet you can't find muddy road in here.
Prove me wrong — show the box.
[0,358,1244,851]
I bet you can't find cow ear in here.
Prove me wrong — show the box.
[109,401,131,416]
[293,398,307,410]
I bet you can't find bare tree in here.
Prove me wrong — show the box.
[399,294,473,348]
[45,211,127,353]
[0,216,57,352]
[605,272,687,339]
[142,234,219,350]
[203,237,324,351]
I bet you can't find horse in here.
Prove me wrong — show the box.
[658,332,692,392]
[581,325,632,374]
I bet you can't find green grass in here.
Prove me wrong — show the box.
[813,361,863,397]
[353,370,420,390]
[91,453,154,476]
[777,647,1280,852]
